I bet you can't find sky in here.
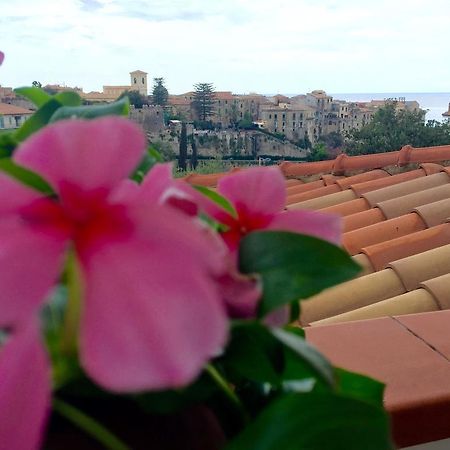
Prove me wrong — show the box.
[1,0,450,95]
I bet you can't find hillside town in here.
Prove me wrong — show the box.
[0,70,426,160]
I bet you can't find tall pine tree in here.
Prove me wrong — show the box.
[178,122,188,171]
[152,78,169,106]
[192,82,216,122]
[190,134,198,170]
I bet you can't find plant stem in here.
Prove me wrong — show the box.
[53,398,131,450]
[61,251,82,355]
[205,363,249,424]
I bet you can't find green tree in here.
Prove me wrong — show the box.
[152,77,169,106]
[117,90,149,108]
[32,81,42,88]
[320,131,343,149]
[238,111,254,130]
[192,82,216,122]
[345,102,450,155]
[307,142,329,161]
[178,122,188,171]
[190,134,198,170]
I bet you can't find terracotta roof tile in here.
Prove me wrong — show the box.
[300,267,405,326]
[350,168,427,197]
[342,212,427,255]
[359,223,450,272]
[285,179,325,195]
[343,207,386,232]
[395,310,450,360]
[362,172,450,208]
[0,103,33,115]
[280,160,335,177]
[286,183,341,204]
[320,197,371,216]
[334,169,389,190]
[306,315,450,447]
[288,189,357,210]
[377,184,450,220]
[312,288,439,326]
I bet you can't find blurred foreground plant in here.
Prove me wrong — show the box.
[0,53,393,450]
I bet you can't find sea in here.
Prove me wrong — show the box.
[331,93,450,123]
[277,92,450,122]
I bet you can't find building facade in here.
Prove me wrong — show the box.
[0,103,33,129]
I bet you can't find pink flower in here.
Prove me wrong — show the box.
[0,117,228,447]
[197,166,341,252]
[135,162,263,319]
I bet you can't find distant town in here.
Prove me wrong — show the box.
[1,70,448,162]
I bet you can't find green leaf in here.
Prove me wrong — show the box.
[136,372,217,414]
[223,323,332,390]
[224,322,283,384]
[54,91,82,106]
[226,392,394,450]
[49,97,130,123]
[0,159,54,194]
[14,98,62,142]
[0,131,18,156]
[193,185,237,217]
[272,328,335,387]
[239,231,360,315]
[131,146,163,183]
[335,368,385,407]
[14,86,51,107]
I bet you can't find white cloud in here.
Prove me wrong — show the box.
[0,0,449,93]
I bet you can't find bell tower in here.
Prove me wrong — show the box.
[130,70,148,96]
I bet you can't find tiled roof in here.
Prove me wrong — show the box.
[186,144,450,446]
[0,103,33,115]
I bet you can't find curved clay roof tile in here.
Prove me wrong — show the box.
[413,198,450,228]
[343,207,386,232]
[342,212,427,255]
[360,223,450,272]
[376,184,450,220]
[320,197,371,216]
[387,244,450,292]
[420,273,450,310]
[409,145,450,164]
[334,169,389,190]
[311,288,439,326]
[299,267,405,326]
[350,169,426,197]
[362,172,450,207]
[287,189,356,210]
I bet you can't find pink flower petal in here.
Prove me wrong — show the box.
[139,162,174,202]
[266,209,342,245]
[0,321,51,450]
[217,269,261,319]
[0,216,67,327]
[14,117,146,194]
[0,173,43,214]
[218,167,286,216]
[79,205,228,392]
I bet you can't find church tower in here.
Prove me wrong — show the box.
[130,70,148,96]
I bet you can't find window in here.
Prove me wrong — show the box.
[293,121,296,127]
[282,113,286,119]
[269,114,272,119]
[142,77,145,84]
[134,77,137,84]
[274,114,278,119]
[299,122,303,128]
[293,113,296,119]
